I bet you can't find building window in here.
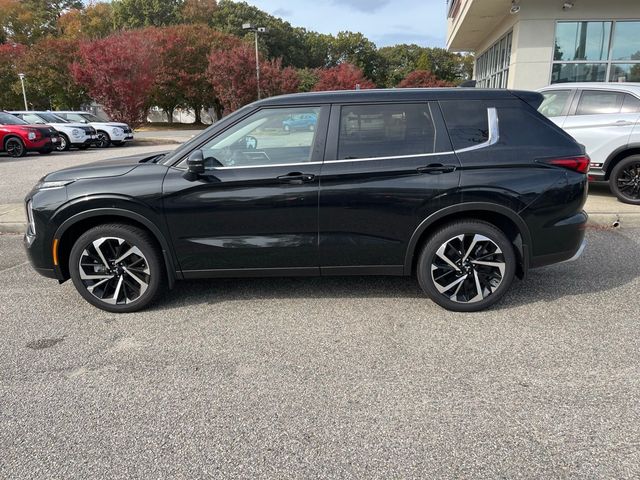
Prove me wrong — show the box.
[552,21,640,84]
[475,31,512,88]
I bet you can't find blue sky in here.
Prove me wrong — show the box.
[245,0,448,48]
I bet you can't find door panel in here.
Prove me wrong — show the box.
[162,105,329,274]
[319,102,460,270]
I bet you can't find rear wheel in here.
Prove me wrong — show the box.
[416,220,516,312]
[69,224,166,313]
[610,155,640,205]
[5,137,27,157]
[56,133,70,151]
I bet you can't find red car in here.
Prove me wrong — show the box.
[0,111,60,157]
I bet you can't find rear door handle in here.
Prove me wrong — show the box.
[417,164,457,174]
[614,120,634,126]
[277,172,315,184]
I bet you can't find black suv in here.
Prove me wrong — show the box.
[24,89,589,313]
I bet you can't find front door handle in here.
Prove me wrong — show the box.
[277,172,315,184]
[417,164,457,175]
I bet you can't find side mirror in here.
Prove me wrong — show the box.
[184,150,205,180]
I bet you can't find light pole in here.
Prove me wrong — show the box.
[242,23,268,100]
[18,73,28,110]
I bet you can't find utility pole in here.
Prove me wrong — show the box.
[18,73,28,110]
[242,23,268,100]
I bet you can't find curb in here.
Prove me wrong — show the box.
[2,213,639,235]
[130,138,183,146]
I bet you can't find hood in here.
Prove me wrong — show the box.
[44,151,169,182]
[90,122,129,129]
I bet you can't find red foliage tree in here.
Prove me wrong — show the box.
[397,70,454,88]
[70,29,160,127]
[153,25,240,123]
[312,63,375,92]
[207,43,299,113]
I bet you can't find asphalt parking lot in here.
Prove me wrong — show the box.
[1,226,640,478]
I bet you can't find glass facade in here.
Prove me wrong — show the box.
[552,20,640,84]
[475,31,512,88]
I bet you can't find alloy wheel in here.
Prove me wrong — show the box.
[56,135,67,151]
[6,138,25,157]
[78,237,151,305]
[430,233,506,304]
[616,160,640,201]
[96,132,110,148]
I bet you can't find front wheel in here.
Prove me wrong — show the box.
[56,134,70,151]
[69,224,166,313]
[416,220,516,312]
[95,131,111,148]
[610,155,640,205]
[5,137,27,157]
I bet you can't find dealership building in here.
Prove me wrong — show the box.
[446,0,640,90]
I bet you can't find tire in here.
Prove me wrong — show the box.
[39,148,53,155]
[95,131,111,148]
[416,220,516,312]
[610,155,640,205]
[112,141,125,147]
[69,224,166,313]
[5,137,27,157]
[56,133,70,152]
[78,144,90,150]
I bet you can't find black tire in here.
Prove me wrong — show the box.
[610,155,640,205]
[95,131,111,148]
[38,148,53,155]
[69,224,166,313]
[112,141,125,147]
[5,137,27,157]
[56,133,70,151]
[416,220,516,312]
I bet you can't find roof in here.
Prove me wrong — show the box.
[538,83,640,93]
[256,88,531,106]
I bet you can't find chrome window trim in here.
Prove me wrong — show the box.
[194,107,499,171]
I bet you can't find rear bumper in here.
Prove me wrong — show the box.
[529,211,588,268]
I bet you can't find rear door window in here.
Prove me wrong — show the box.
[621,94,640,113]
[576,90,624,115]
[337,103,438,159]
[439,101,489,150]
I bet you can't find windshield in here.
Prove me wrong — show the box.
[0,112,28,125]
[38,112,68,123]
[80,113,103,122]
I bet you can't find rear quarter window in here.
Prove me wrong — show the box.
[439,101,489,150]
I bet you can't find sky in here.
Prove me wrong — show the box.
[245,0,448,48]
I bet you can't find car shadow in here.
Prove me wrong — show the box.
[150,228,639,313]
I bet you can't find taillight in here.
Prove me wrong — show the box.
[539,155,590,174]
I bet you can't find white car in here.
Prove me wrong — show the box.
[538,83,640,204]
[10,111,97,152]
[54,111,134,148]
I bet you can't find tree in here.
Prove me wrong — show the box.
[112,0,183,29]
[327,31,383,84]
[378,43,427,87]
[180,0,217,25]
[152,25,239,123]
[1,0,82,44]
[313,63,375,92]
[0,43,25,109]
[416,48,471,83]
[297,68,320,92]
[71,29,159,127]
[207,43,299,113]
[57,2,115,39]
[17,37,89,109]
[397,70,454,88]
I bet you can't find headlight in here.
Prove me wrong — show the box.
[35,180,75,190]
[112,127,123,135]
[72,129,81,137]
[26,200,36,235]
[28,131,37,140]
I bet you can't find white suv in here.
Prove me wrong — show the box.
[538,83,640,204]
[10,111,97,151]
[54,111,134,148]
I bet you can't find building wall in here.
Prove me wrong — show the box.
[470,0,639,90]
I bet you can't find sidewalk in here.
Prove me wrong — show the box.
[2,192,638,234]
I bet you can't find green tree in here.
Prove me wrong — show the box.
[18,37,89,109]
[1,0,82,44]
[0,43,25,109]
[180,0,217,25]
[378,43,426,87]
[112,0,183,29]
[327,31,383,84]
